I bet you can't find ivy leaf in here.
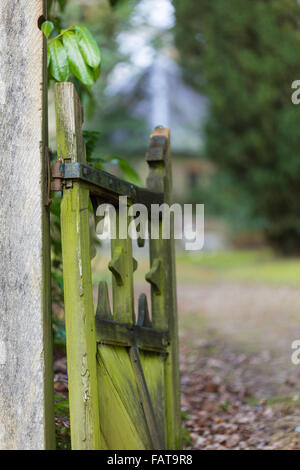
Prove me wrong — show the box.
[93,64,101,82]
[62,31,94,87]
[48,39,69,82]
[41,20,54,39]
[74,26,101,69]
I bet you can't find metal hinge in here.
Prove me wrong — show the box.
[50,160,164,208]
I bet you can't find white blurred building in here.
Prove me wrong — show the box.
[112,53,208,156]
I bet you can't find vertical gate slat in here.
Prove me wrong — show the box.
[56,83,101,450]
[98,200,154,448]
[139,350,166,446]
[146,127,182,449]
[110,208,135,323]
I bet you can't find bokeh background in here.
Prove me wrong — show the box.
[51,0,300,450]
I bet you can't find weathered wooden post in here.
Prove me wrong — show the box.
[0,1,55,449]
[56,83,101,450]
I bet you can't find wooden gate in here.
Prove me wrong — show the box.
[52,83,181,450]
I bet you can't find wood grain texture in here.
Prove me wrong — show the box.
[57,83,101,450]
[61,185,101,449]
[140,351,166,447]
[97,196,153,448]
[0,0,55,450]
[97,345,151,449]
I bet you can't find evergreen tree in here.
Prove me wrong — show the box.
[174,0,300,253]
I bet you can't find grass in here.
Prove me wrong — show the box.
[246,394,300,409]
[91,248,300,287]
[265,395,300,407]
[176,249,300,285]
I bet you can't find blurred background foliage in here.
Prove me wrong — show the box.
[173,0,300,253]
[49,0,300,255]
[48,0,146,156]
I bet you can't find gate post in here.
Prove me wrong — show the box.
[0,1,55,449]
[56,82,101,450]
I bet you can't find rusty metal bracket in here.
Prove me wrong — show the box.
[51,160,164,208]
[51,160,64,192]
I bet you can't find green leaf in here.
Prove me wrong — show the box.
[74,26,101,69]
[48,39,69,82]
[62,31,94,87]
[41,20,54,39]
[93,64,101,82]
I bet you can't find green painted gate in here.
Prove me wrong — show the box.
[52,82,181,450]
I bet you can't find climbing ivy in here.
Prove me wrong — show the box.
[42,20,101,87]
